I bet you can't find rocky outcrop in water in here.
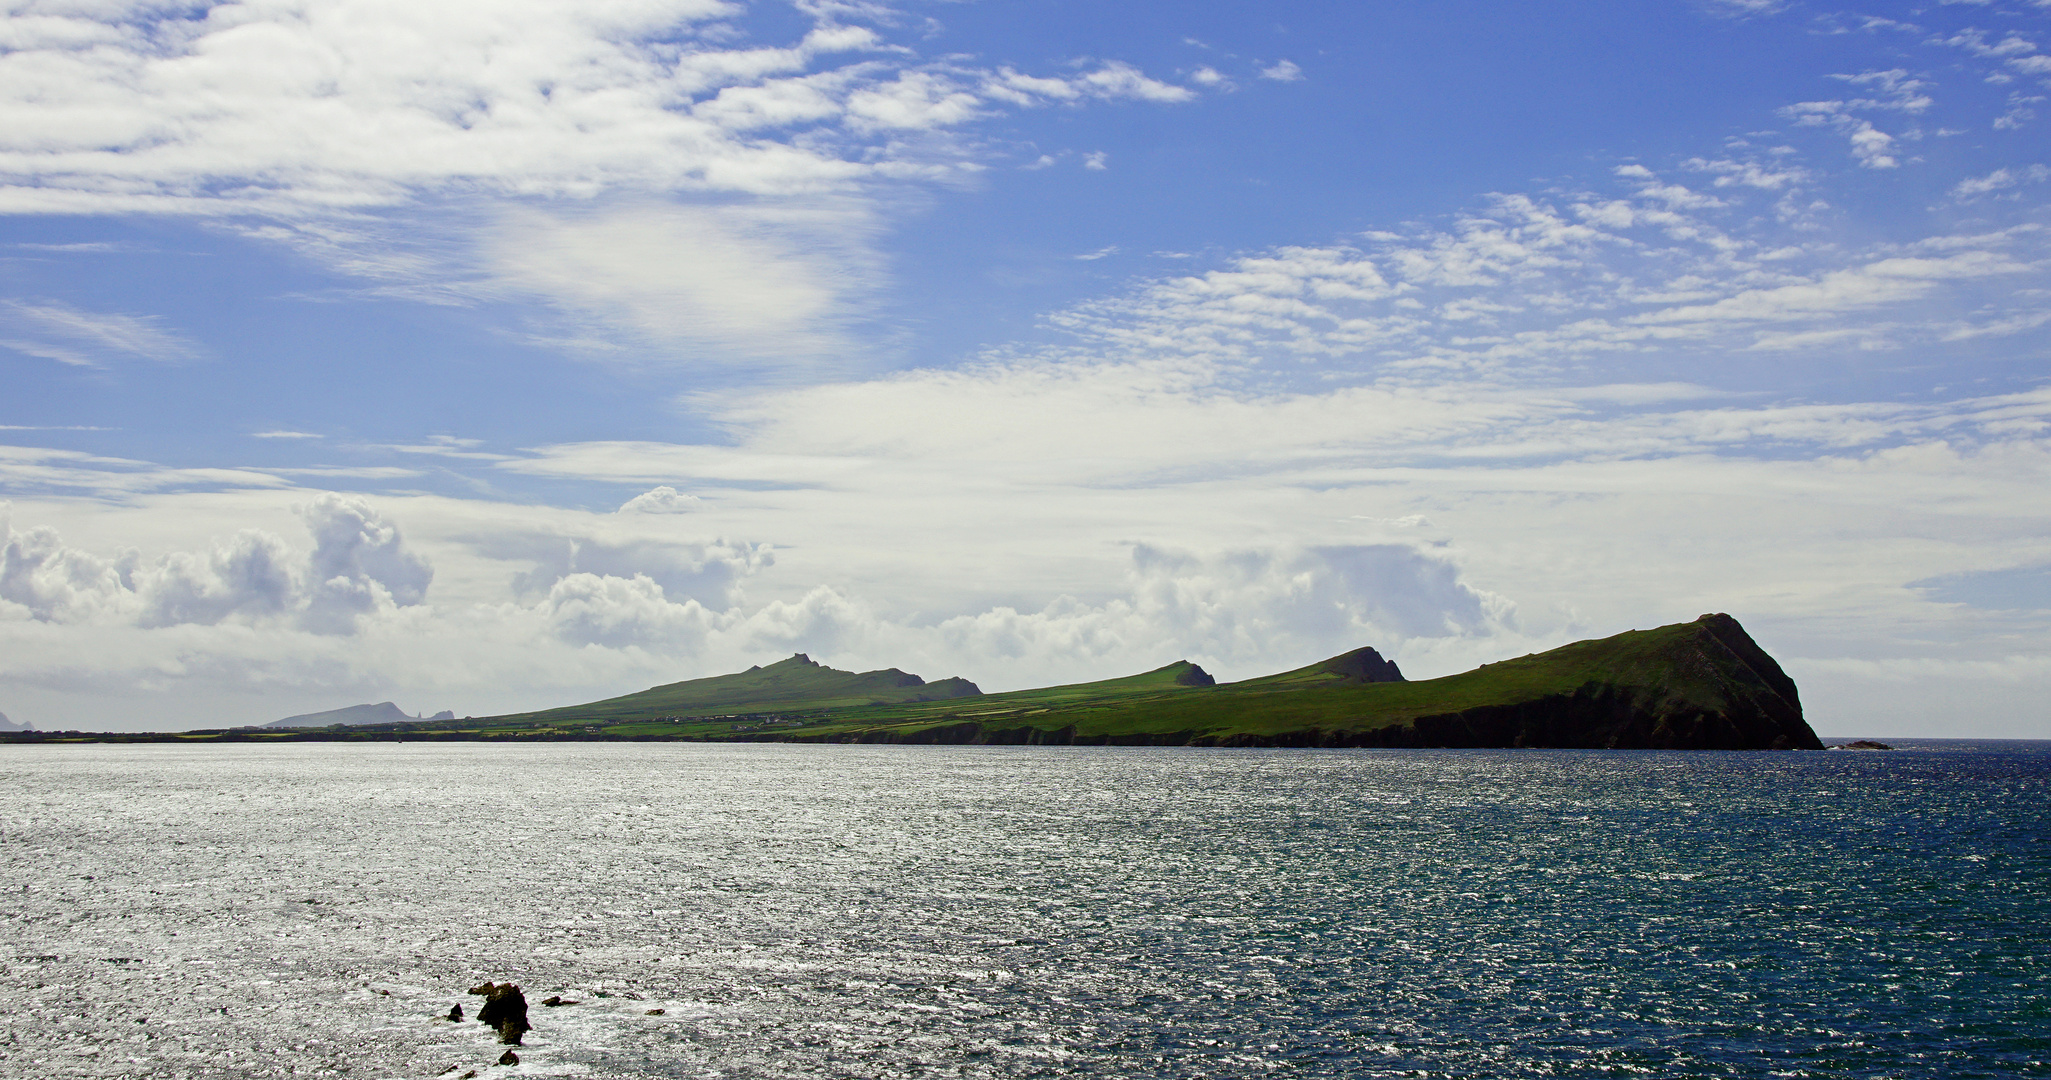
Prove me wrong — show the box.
[469,982,529,1045]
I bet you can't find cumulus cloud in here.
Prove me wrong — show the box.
[300,494,434,633]
[928,544,1508,680]
[541,572,720,649]
[0,494,431,635]
[472,529,769,609]
[1259,60,1304,82]
[619,486,702,514]
[510,540,1507,685]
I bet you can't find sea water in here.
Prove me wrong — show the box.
[0,742,2044,1079]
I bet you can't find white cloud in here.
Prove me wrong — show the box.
[1259,60,1304,82]
[1083,151,1109,171]
[0,493,431,636]
[541,572,721,649]
[0,299,201,367]
[486,199,883,362]
[619,486,702,514]
[1780,69,1935,169]
[0,3,1199,215]
[0,1,1203,365]
[1952,163,2051,197]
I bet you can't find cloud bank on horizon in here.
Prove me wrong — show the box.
[1,0,2047,736]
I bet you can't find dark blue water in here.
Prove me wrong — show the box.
[0,742,2044,1078]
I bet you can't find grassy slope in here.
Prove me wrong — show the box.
[584,660,1219,737]
[99,614,1809,749]
[484,653,981,728]
[742,614,1814,748]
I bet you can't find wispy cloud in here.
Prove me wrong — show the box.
[0,300,202,367]
[0,3,1204,218]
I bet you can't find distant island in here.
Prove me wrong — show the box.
[267,703,457,728]
[4,614,1823,749]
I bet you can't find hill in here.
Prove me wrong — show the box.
[483,652,984,728]
[268,702,418,728]
[744,613,1816,750]
[32,614,1818,750]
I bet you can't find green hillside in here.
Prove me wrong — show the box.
[31,613,1818,750]
[756,613,1816,750]
[486,652,983,727]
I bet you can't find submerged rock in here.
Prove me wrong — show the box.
[446,1004,462,1021]
[1833,739,1895,750]
[540,995,577,1007]
[497,1049,519,1065]
[469,982,530,1045]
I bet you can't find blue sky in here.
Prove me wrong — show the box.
[2,0,2048,735]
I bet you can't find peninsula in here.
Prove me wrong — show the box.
[5,614,1822,749]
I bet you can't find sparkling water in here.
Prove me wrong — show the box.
[1,742,2045,1078]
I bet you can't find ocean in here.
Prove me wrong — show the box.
[1,742,2044,1078]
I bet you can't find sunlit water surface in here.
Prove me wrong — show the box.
[1,743,2045,1079]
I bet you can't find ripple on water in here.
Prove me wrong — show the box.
[0,742,2045,1078]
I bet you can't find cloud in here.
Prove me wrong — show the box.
[619,486,702,514]
[541,572,721,649]
[252,430,324,440]
[469,528,769,609]
[0,3,1199,216]
[1952,163,2051,198]
[1083,151,1109,171]
[1630,252,2027,329]
[1913,564,2051,610]
[1259,60,1304,82]
[509,540,1506,679]
[1780,69,1933,169]
[140,530,300,629]
[486,199,883,361]
[0,299,202,367]
[0,1,1205,367]
[299,494,434,633]
[0,494,431,636]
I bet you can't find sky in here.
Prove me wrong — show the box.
[1,0,2048,737]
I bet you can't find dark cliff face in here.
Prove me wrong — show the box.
[1285,614,1819,750]
[1266,614,1818,750]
